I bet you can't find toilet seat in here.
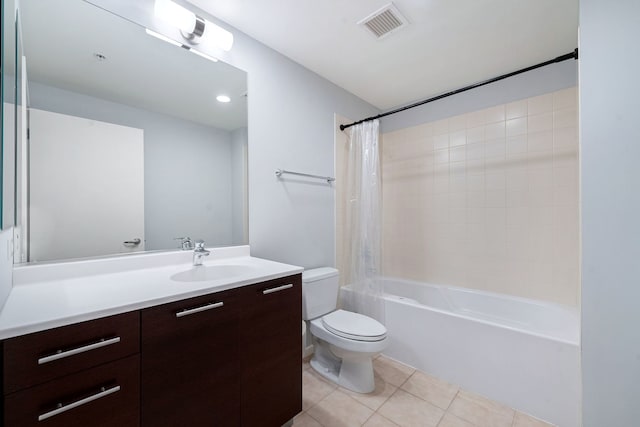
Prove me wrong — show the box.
[321,309,387,342]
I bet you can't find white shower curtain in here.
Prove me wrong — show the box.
[342,119,384,324]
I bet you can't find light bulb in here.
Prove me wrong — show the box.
[154,0,196,34]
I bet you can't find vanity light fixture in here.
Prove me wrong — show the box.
[145,28,219,62]
[145,28,182,47]
[188,48,218,62]
[154,0,234,51]
[216,95,231,103]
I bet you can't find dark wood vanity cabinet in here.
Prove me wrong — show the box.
[2,312,140,427]
[141,289,241,426]
[240,275,302,427]
[1,273,302,427]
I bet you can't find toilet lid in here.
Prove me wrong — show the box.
[322,309,387,342]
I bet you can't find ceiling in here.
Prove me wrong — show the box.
[20,0,247,131]
[189,0,579,110]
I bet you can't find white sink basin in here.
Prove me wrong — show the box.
[170,265,253,282]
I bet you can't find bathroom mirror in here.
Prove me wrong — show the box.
[14,0,248,263]
[2,0,18,230]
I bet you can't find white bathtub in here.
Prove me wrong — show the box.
[341,278,580,427]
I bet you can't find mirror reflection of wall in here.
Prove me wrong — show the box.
[16,0,248,263]
[2,0,17,230]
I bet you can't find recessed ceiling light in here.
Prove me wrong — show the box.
[216,95,231,103]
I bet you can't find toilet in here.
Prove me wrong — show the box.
[302,267,388,393]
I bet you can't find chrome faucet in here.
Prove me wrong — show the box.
[174,237,194,250]
[193,240,210,266]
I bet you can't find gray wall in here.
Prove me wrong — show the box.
[580,0,640,425]
[87,0,380,269]
[381,59,577,132]
[29,81,236,250]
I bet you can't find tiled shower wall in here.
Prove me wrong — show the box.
[382,87,579,306]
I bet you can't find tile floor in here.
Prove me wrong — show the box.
[295,355,553,427]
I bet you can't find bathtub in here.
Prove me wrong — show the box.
[341,278,580,427]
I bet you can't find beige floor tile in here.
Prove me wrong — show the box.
[401,371,459,410]
[513,412,555,427]
[448,390,514,427]
[342,374,398,411]
[378,389,444,427]
[294,412,323,427]
[303,359,311,371]
[307,389,375,427]
[363,413,399,427]
[373,356,415,387]
[437,413,475,427]
[303,369,338,411]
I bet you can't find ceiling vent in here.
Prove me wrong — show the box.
[358,3,408,40]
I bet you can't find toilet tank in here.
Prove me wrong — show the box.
[302,267,340,320]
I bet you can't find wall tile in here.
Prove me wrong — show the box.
[528,93,553,115]
[483,105,506,124]
[449,115,467,132]
[433,119,449,135]
[506,100,528,119]
[450,146,466,162]
[528,113,553,133]
[450,130,467,147]
[552,87,577,110]
[553,108,577,129]
[506,117,527,137]
[506,135,527,155]
[484,139,506,160]
[379,88,579,306]
[528,130,553,152]
[466,110,485,129]
[485,122,506,140]
[466,126,485,144]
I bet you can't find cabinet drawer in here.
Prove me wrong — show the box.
[4,311,140,393]
[4,354,140,427]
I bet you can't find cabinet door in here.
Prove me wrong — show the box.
[141,289,240,427]
[4,355,140,427]
[240,275,302,427]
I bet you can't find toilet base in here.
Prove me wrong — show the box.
[310,338,376,394]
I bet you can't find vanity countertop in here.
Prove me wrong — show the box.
[0,246,303,340]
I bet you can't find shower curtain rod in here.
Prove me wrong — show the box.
[339,48,578,131]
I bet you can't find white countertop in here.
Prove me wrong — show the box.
[0,246,303,340]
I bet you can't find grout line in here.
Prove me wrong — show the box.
[305,409,324,426]
[445,389,460,412]
[361,411,375,426]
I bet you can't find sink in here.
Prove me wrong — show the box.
[170,265,253,282]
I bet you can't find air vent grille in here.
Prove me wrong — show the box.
[359,3,408,39]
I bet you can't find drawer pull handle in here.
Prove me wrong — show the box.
[38,385,121,421]
[176,301,224,318]
[38,337,121,365]
[263,284,293,295]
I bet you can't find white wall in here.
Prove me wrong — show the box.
[86,0,380,270]
[29,82,237,251]
[580,0,640,425]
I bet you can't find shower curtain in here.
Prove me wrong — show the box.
[342,119,384,323]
